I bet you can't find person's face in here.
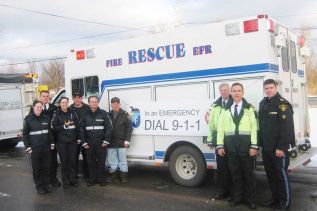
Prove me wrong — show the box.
[111,102,120,112]
[60,99,69,111]
[231,85,244,102]
[89,97,99,111]
[219,86,230,100]
[264,84,278,99]
[40,92,49,105]
[33,103,43,116]
[73,96,83,106]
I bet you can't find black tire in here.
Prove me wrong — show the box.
[290,150,297,158]
[300,144,308,151]
[168,145,206,187]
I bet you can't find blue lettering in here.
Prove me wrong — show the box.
[165,44,175,59]
[138,49,147,63]
[156,46,165,61]
[176,43,185,58]
[128,51,138,64]
[147,48,155,62]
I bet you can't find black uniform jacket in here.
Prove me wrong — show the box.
[258,92,295,152]
[108,109,133,148]
[23,113,54,149]
[51,108,79,144]
[79,108,113,145]
[69,103,90,123]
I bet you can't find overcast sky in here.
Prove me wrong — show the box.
[0,0,317,70]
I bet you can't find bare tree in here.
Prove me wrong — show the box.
[41,60,65,90]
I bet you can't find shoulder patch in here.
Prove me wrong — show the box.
[279,104,287,112]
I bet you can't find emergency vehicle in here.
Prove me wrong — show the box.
[0,73,38,148]
[55,14,316,187]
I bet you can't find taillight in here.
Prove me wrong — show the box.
[244,19,258,33]
[76,50,85,60]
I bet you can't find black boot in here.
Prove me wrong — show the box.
[107,172,118,183]
[120,172,128,183]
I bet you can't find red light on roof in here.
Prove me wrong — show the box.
[258,14,268,19]
[244,19,259,33]
[299,36,305,47]
[76,50,85,60]
[268,19,275,32]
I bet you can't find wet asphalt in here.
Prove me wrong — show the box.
[0,144,316,211]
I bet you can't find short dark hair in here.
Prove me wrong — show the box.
[88,95,99,103]
[231,82,244,91]
[111,97,120,103]
[39,90,49,96]
[33,99,43,107]
[263,79,277,87]
[59,97,69,104]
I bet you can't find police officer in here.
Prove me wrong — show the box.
[259,79,294,211]
[51,97,79,189]
[69,92,90,180]
[23,100,55,194]
[39,90,61,187]
[80,96,112,186]
[217,83,258,209]
[107,97,133,183]
[207,83,232,200]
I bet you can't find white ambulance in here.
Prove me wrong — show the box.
[56,14,316,186]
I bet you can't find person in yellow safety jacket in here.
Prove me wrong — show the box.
[217,82,258,210]
[207,83,233,200]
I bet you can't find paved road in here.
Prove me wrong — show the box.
[0,145,316,211]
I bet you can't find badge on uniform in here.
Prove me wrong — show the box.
[279,104,287,112]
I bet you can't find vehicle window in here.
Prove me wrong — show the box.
[53,91,66,107]
[290,41,297,73]
[281,41,289,72]
[84,76,99,97]
[71,78,84,97]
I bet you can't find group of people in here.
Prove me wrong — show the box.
[23,79,294,210]
[207,79,295,211]
[23,91,133,194]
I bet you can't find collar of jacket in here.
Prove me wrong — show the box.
[110,108,125,116]
[213,95,233,107]
[266,92,282,104]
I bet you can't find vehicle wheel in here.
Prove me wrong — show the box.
[168,145,206,187]
[300,144,308,151]
[290,150,297,158]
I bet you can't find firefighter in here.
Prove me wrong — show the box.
[259,79,294,211]
[207,83,232,200]
[39,90,61,187]
[217,83,258,209]
[80,96,112,186]
[107,97,133,183]
[23,100,55,194]
[69,92,90,181]
[51,97,79,189]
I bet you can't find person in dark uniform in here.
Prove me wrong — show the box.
[51,97,80,189]
[259,79,295,211]
[69,92,90,180]
[80,96,112,186]
[107,97,133,183]
[23,100,55,194]
[217,83,258,209]
[39,90,61,187]
[207,83,233,200]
